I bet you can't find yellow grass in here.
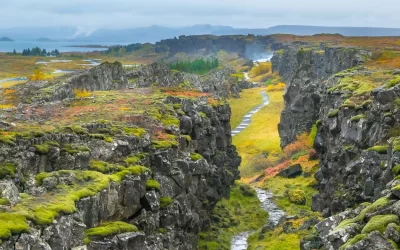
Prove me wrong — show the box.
[233,90,284,177]
[228,87,265,129]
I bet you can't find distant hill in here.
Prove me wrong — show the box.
[0,37,13,42]
[69,25,400,43]
[264,25,400,36]
[37,38,57,42]
[1,25,400,43]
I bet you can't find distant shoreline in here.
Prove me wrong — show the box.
[64,45,112,49]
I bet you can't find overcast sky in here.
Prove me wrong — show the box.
[1,0,399,31]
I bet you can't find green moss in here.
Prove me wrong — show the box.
[0,162,16,179]
[161,114,180,127]
[89,161,120,174]
[110,166,150,183]
[361,99,373,108]
[341,99,356,109]
[157,228,168,234]
[386,76,400,88]
[190,153,203,161]
[124,127,146,137]
[0,198,10,206]
[33,144,51,154]
[367,145,388,154]
[104,137,113,143]
[61,144,90,154]
[146,179,160,191]
[328,109,339,118]
[0,213,30,239]
[0,133,16,145]
[199,112,207,118]
[393,165,400,175]
[152,139,178,149]
[287,189,306,205]
[84,221,138,244]
[33,131,46,137]
[350,114,366,122]
[90,134,106,140]
[335,197,391,231]
[361,214,399,234]
[160,197,173,209]
[68,125,88,134]
[173,104,182,109]
[185,135,191,142]
[124,153,147,165]
[340,234,366,250]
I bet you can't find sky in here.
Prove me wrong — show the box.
[1,0,399,32]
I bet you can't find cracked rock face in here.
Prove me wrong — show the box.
[0,94,240,249]
[273,47,367,148]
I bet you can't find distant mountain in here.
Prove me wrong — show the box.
[37,38,58,42]
[69,25,400,43]
[0,37,14,42]
[1,25,400,44]
[264,25,400,36]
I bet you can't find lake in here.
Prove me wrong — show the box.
[0,41,129,53]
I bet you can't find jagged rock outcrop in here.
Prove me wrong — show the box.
[0,96,240,249]
[20,62,128,103]
[126,62,255,98]
[273,47,368,148]
[155,35,275,59]
[287,52,400,249]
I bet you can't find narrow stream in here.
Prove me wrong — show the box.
[231,55,285,249]
[230,188,285,250]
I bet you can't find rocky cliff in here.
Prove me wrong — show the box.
[274,45,400,249]
[19,62,128,104]
[0,64,241,249]
[273,46,368,148]
[155,35,275,59]
[126,62,255,98]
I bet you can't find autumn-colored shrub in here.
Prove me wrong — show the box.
[74,89,91,98]
[266,82,286,92]
[29,69,48,81]
[283,133,313,159]
[4,89,16,95]
[249,62,272,78]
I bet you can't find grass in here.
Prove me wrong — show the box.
[198,182,268,250]
[232,90,284,177]
[228,87,265,129]
[262,175,318,215]
[84,221,138,244]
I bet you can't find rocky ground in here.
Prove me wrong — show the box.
[0,61,251,249]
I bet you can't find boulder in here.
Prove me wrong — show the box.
[278,164,303,178]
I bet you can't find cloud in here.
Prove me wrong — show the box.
[0,0,399,29]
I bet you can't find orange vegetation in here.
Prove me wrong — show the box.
[266,82,286,92]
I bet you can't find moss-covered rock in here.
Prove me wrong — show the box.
[361,215,399,234]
